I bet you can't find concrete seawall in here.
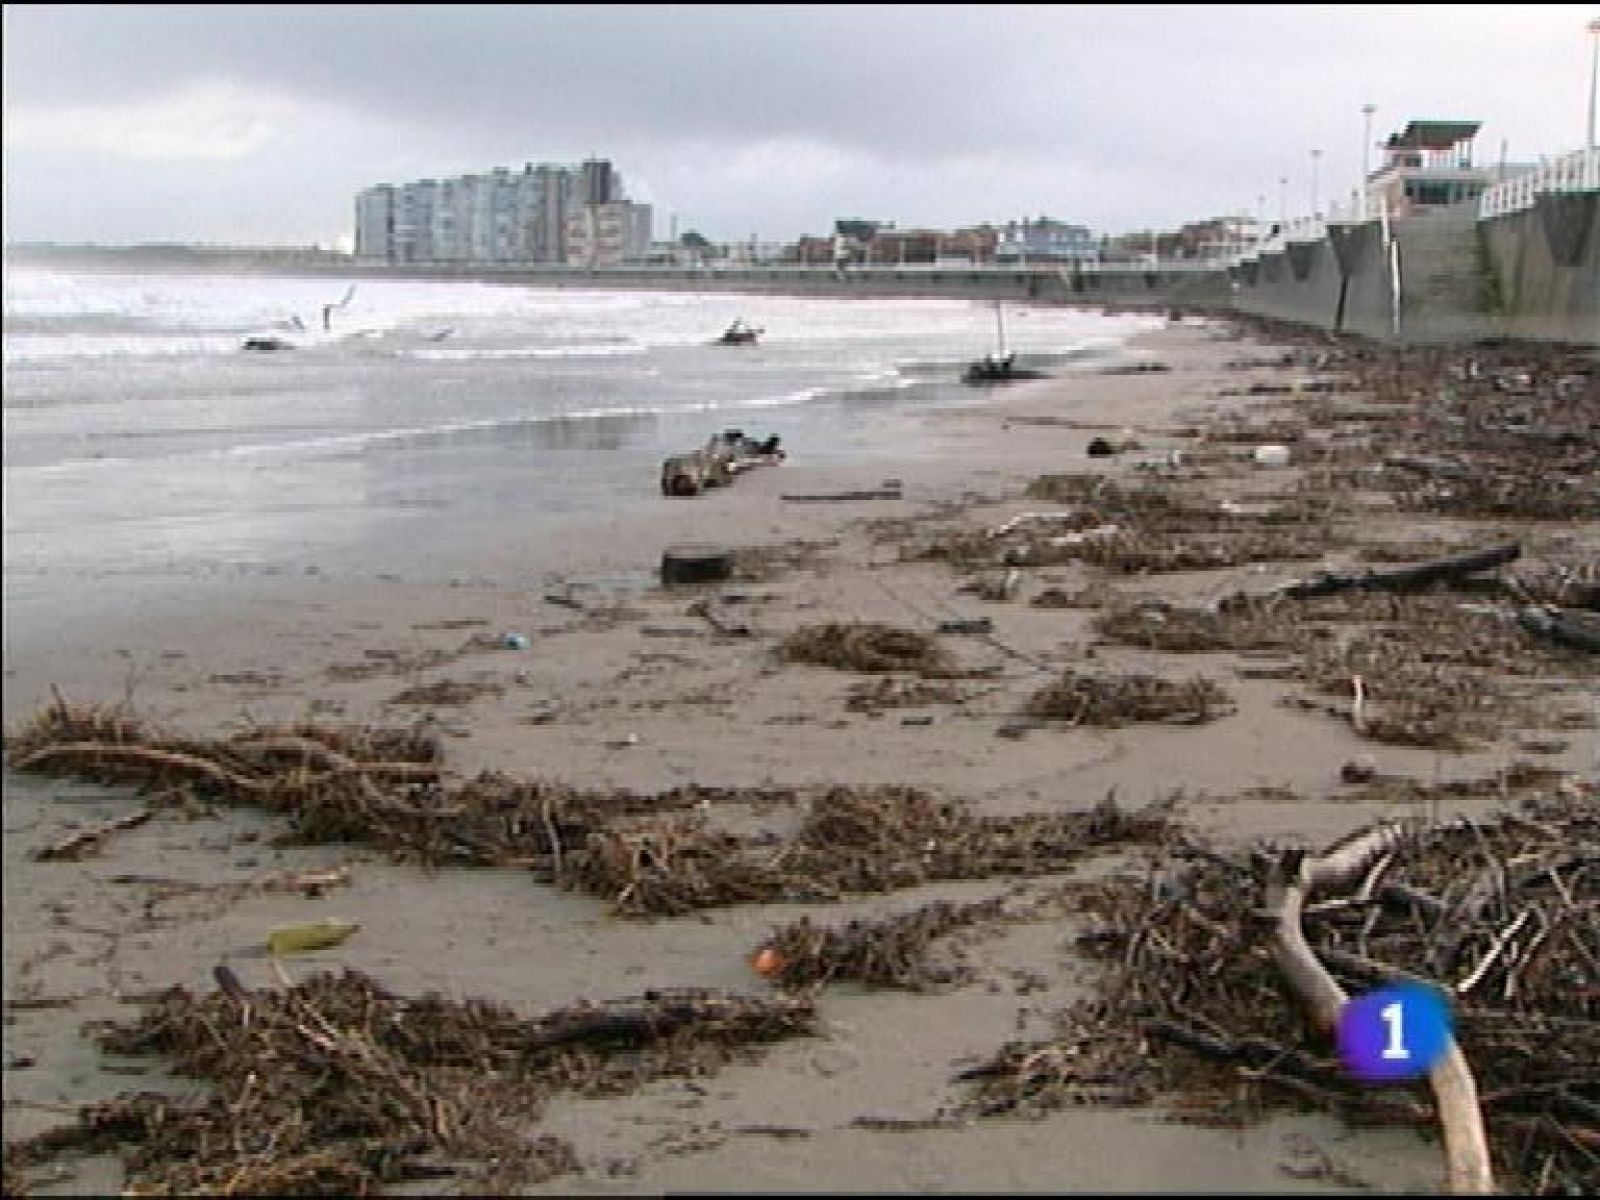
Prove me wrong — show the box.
[1227,198,1598,347]
[1479,191,1599,344]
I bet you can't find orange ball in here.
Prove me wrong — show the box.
[752,946,783,977]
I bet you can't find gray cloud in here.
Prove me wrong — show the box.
[4,4,1594,245]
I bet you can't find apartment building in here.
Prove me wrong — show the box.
[996,217,1095,263]
[354,158,650,265]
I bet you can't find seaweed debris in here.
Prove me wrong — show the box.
[753,897,1009,993]
[779,621,957,676]
[576,786,1174,916]
[6,700,1173,919]
[3,968,815,1195]
[957,782,1599,1195]
[1025,668,1234,727]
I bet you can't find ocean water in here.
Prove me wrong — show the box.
[2,268,1161,640]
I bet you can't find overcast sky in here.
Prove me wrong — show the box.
[4,4,1596,248]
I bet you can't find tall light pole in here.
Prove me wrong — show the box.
[1310,148,1322,218]
[1588,19,1600,149]
[1361,103,1376,221]
[1278,175,1288,231]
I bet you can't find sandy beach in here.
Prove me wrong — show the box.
[4,314,1596,1195]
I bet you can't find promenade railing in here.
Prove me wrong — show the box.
[1478,146,1600,220]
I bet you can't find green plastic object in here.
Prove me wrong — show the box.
[267,918,359,957]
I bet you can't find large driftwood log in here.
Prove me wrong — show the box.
[661,432,783,497]
[661,446,735,497]
[1268,824,1494,1195]
[1280,542,1520,600]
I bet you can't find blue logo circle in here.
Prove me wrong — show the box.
[1337,983,1452,1083]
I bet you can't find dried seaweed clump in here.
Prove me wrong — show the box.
[957,782,1599,1195]
[389,677,503,707]
[845,676,968,713]
[755,897,1007,992]
[1093,597,1299,654]
[780,621,955,676]
[785,786,1175,896]
[1031,585,1116,610]
[5,701,1169,923]
[731,538,833,581]
[4,967,816,1196]
[571,815,788,916]
[572,786,1174,917]
[1070,528,1325,574]
[1026,669,1234,727]
[1297,629,1507,750]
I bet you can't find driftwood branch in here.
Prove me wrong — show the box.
[780,488,904,503]
[232,735,442,782]
[1268,823,1494,1194]
[1280,542,1520,600]
[34,808,154,862]
[9,742,268,795]
[687,597,753,637]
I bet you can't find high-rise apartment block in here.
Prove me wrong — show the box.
[354,158,651,265]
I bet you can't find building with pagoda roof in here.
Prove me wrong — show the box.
[1365,120,1534,219]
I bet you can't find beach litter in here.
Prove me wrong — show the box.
[266,917,360,957]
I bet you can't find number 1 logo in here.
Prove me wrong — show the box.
[1339,984,1451,1083]
[1379,1000,1410,1060]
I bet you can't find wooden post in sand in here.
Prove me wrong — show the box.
[661,544,733,586]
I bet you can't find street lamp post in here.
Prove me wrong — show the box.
[1588,19,1600,149]
[1361,103,1376,221]
[1311,148,1322,218]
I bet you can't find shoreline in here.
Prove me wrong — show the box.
[4,315,1595,1195]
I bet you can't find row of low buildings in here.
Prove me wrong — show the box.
[791,218,1100,268]
[354,158,653,267]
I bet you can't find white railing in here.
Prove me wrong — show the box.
[1478,146,1600,220]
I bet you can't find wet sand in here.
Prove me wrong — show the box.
[4,316,1593,1194]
